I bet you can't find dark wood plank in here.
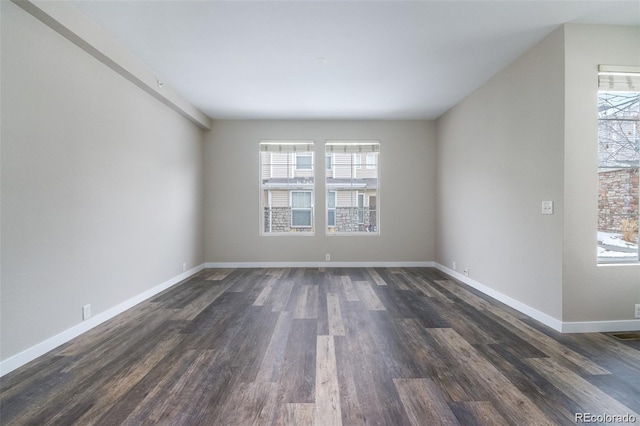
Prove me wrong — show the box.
[527,357,639,419]
[2,267,639,426]
[279,318,317,403]
[428,328,556,425]
[333,336,365,426]
[394,378,460,425]
[255,311,294,383]
[448,401,509,426]
[275,402,314,426]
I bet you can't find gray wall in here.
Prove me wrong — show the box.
[1,2,205,361]
[562,24,640,323]
[204,120,436,264]
[437,24,640,324]
[435,27,566,320]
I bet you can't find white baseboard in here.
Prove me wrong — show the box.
[434,263,564,332]
[0,264,205,377]
[561,320,640,333]
[434,263,640,334]
[205,261,435,268]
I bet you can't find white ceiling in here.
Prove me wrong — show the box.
[70,1,640,120]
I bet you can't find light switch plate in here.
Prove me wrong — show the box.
[541,200,554,215]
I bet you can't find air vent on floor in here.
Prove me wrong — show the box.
[610,332,640,341]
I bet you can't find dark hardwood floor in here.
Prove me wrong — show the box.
[1,267,639,425]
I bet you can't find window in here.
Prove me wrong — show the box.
[291,191,312,227]
[260,141,315,234]
[327,191,336,228]
[597,66,639,263]
[326,154,333,171]
[366,153,375,169]
[296,153,312,170]
[354,154,362,169]
[326,141,380,234]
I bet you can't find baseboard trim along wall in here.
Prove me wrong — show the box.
[434,263,565,332]
[434,263,640,334]
[561,319,640,333]
[205,261,435,268]
[0,264,206,377]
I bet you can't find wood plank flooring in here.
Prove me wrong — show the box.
[1,267,639,425]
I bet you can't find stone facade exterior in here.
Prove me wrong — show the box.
[264,207,377,233]
[332,207,377,232]
[264,207,311,233]
[598,168,639,232]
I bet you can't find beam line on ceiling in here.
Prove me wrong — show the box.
[11,0,212,130]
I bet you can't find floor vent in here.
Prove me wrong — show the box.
[610,332,640,341]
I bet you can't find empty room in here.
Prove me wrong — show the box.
[1,0,639,424]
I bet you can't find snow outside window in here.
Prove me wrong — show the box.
[597,90,639,264]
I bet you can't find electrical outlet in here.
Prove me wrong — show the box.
[325,254,331,262]
[452,261,456,271]
[635,304,640,319]
[463,267,469,277]
[182,263,187,272]
[82,304,91,320]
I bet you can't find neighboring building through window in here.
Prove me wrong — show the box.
[326,141,380,234]
[327,191,336,227]
[260,141,315,234]
[354,153,362,169]
[296,153,312,170]
[597,66,639,263]
[291,191,312,227]
[366,153,376,169]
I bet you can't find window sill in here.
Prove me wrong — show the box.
[326,232,380,236]
[597,260,640,266]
